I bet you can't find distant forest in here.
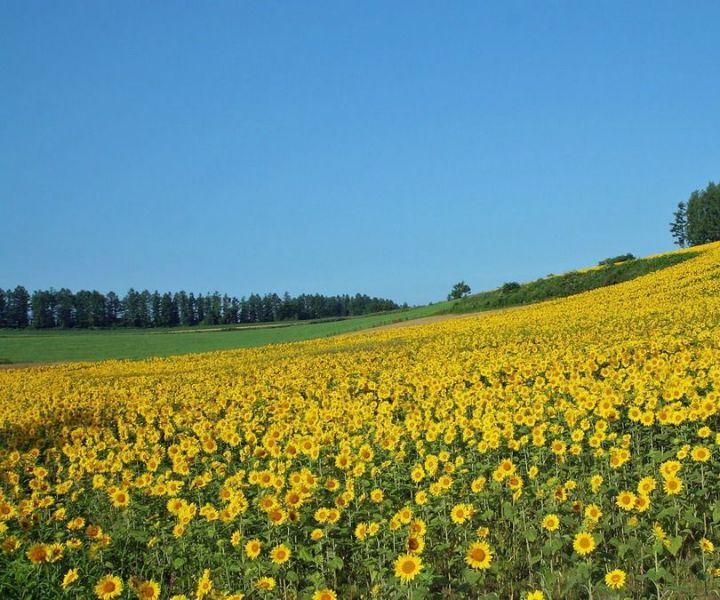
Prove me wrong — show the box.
[0,286,403,329]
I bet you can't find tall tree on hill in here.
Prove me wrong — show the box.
[681,181,720,246]
[670,202,688,247]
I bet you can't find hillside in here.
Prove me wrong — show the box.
[0,247,704,365]
[1,242,719,597]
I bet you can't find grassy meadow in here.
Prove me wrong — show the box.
[0,304,449,365]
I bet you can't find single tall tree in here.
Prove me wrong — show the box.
[670,201,688,247]
[448,281,471,300]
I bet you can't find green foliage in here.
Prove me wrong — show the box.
[687,181,720,245]
[445,251,700,316]
[674,181,720,246]
[670,202,688,247]
[448,281,471,301]
[597,253,635,266]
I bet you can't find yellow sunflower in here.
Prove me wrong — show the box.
[394,553,422,582]
[604,569,626,589]
[573,532,596,555]
[94,575,123,599]
[465,541,493,569]
[269,543,291,565]
[542,514,560,532]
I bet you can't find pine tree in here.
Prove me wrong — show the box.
[670,201,688,247]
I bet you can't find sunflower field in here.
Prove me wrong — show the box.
[2,243,720,599]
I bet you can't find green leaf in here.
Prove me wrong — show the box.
[173,557,185,569]
[646,567,669,582]
[502,501,515,519]
[463,569,482,585]
[666,536,683,556]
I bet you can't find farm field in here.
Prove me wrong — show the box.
[0,250,698,366]
[0,304,450,365]
[1,242,720,598]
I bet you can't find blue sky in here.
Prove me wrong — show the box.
[2,2,719,305]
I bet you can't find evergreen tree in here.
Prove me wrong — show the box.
[151,292,162,327]
[0,288,6,327]
[106,292,122,325]
[55,288,75,328]
[685,181,720,246]
[7,286,30,328]
[31,289,57,328]
[670,201,688,247]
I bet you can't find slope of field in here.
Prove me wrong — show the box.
[443,250,699,315]
[0,249,700,365]
[1,242,720,599]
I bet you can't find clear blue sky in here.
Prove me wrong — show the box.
[2,2,719,305]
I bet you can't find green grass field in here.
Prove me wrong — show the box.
[443,250,699,315]
[0,249,701,365]
[0,303,450,364]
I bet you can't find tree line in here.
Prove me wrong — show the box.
[670,180,720,247]
[0,287,402,329]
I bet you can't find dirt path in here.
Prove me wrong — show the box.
[369,305,522,333]
[370,312,481,332]
[0,362,51,371]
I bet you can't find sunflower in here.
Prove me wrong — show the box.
[604,569,626,589]
[255,576,276,591]
[94,575,123,599]
[312,589,338,600]
[542,514,560,532]
[354,522,368,541]
[450,503,473,524]
[136,580,160,600]
[110,490,130,509]
[573,532,596,555]
[394,553,422,582]
[615,491,636,511]
[195,569,213,599]
[62,568,79,589]
[637,476,657,495]
[465,541,493,569]
[245,539,262,559]
[527,592,544,600]
[700,538,715,553]
[269,543,291,565]
[370,489,384,503]
[663,476,683,495]
[406,534,425,554]
[26,543,49,564]
[691,446,711,462]
[634,494,650,512]
[584,504,602,522]
[310,528,324,541]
